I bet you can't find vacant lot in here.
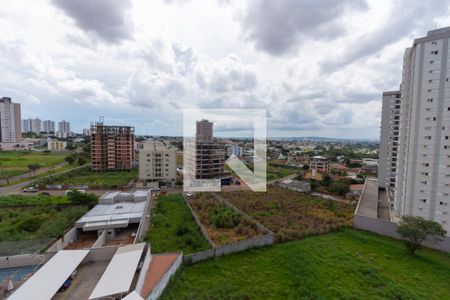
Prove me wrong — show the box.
[0,205,87,242]
[0,151,66,179]
[0,194,70,206]
[145,194,210,254]
[41,166,138,187]
[162,229,450,300]
[222,187,354,242]
[266,164,297,181]
[188,193,265,246]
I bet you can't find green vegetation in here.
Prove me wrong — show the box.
[397,216,447,254]
[0,151,66,180]
[40,166,138,187]
[162,229,450,300]
[67,190,99,208]
[188,193,263,246]
[266,164,297,181]
[0,194,70,206]
[0,206,87,242]
[223,187,354,242]
[145,194,210,254]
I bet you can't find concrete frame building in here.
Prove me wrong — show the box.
[0,97,21,143]
[378,90,401,191]
[191,119,225,179]
[91,123,135,171]
[310,156,330,173]
[139,141,176,184]
[380,27,450,234]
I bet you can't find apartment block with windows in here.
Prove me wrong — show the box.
[310,156,330,173]
[378,90,401,192]
[90,123,135,171]
[0,97,21,143]
[139,141,176,184]
[385,27,450,234]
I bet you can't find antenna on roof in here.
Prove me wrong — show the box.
[99,116,104,123]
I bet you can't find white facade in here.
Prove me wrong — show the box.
[227,145,243,157]
[387,27,450,234]
[30,117,41,133]
[378,91,401,190]
[139,141,176,184]
[42,120,55,133]
[0,97,21,143]
[58,120,70,134]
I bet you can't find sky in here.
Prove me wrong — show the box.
[1,0,449,139]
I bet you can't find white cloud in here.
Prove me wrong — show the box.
[0,0,448,138]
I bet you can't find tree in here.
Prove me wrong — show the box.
[397,216,446,254]
[78,157,86,166]
[329,180,350,196]
[65,155,75,165]
[27,163,40,177]
[302,164,310,171]
[67,190,98,208]
[322,175,333,187]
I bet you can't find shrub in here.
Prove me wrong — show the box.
[176,224,190,236]
[397,216,446,254]
[210,207,240,229]
[67,190,98,208]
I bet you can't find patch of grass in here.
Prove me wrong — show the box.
[0,206,87,242]
[222,187,354,242]
[162,229,450,300]
[0,151,66,179]
[0,194,70,206]
[39,166,138,187]
[266,164,297,181]
[145,194,210,254]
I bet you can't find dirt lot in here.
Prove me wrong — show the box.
[220,187,354,242]
[187,193,265,246]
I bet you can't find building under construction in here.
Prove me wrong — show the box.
[90,122,135,171]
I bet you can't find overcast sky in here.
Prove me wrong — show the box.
[1,0,449,138]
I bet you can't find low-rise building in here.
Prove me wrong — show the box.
[47,138,67,151]
[310,156,330,173]
[139,141,176,185]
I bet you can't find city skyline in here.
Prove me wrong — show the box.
[1,1,450,138]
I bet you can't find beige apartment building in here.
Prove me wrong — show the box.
[139,141,176,184]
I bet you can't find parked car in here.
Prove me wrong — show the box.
[23,186,39,193]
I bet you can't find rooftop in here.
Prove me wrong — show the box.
[75,190,150,231]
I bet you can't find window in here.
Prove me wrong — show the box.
[427,98,433,102]
[429,79,433,83]
[430,60,434,63]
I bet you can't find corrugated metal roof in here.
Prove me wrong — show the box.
[89,243,145,299]
[9,250,89,300]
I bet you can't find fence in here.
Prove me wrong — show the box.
[181,193,275,264]
[184,234,274,264]
[354,214,450,252]
[182,195,215,247]
[0,239,55,257]
[134,194,152,244]
[46,227,78,252]
[0,253,54,269]
[145,253,183,300]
